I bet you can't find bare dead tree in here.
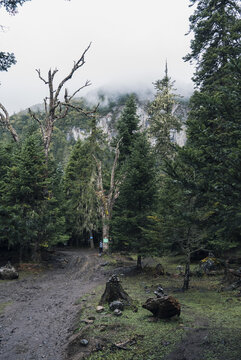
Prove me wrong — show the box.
[94,139,122,251]
[0,102,19,142]
[28,43,96,159]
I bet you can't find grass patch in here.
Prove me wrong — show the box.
[71,255,241,360]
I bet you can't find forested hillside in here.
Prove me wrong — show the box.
[0,0,240,286]
[1,1,241,360]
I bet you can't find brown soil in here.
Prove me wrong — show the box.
[0,248,108,360]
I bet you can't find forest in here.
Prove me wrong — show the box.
[1,0,240,287]
[0,1,241,359]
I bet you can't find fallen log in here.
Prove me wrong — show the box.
[142,295,181,319]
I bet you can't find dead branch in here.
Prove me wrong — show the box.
[0,103,19,142]
[54,42,91,103]
[29,43,94,159]
[36,69,49,84]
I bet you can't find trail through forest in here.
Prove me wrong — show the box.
[0,249,107,360]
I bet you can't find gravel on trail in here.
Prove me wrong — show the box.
[0,249,108,360]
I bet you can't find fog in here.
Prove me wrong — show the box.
[0,0,194,114]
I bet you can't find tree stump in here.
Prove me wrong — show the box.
[99,274,132,306]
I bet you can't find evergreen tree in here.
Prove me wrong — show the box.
[184,0,241,88]
[148,64,182,159]
[0,134,67,260]
[64,131,100,247]
[0,141,15,248]
[181,0,241,251]
[111,132,157,267]
[115,94,140,166]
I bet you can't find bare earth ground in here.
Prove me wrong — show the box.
[0,248,107,360]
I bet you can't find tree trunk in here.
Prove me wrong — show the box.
[89,230,94,249]
[99,274,133,305]
[102,220,110,252]
[31,241,41,263]
[137,255,142,269]
[183,250,190,291]
[19,245,23,264]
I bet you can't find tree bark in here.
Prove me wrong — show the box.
[183,249,191,291]
[94,139,122,252]
[137,255,142,269]
[102,222,110,252]
[89,230,94,249]
[0,103,19,142]
[31,241,41,263]
[99,274,133,305]
[29,44,95,160]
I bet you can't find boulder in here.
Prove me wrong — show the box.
[109,300,124,311]
[113,309,122,316]
[80,339,89,346]
[142,295,181,318]
[154,285,166,298]
[96,306,104,313]
[0,263,19,280]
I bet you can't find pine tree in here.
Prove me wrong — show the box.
[0,134,67,260]
[64,128,100,248]
[181,0,241,251]
[116,94,140,166]
[184,0,241,88]
[111,132,157,267]
[148,64,182,159]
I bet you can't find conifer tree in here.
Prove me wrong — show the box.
[148,64,182,159]
[115,94,140,166]
[181,0,241,250]
[111,132,157,267]
[0,134,67,260]
[64,116,101,248]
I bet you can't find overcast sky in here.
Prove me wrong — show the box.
[0,0,194,114]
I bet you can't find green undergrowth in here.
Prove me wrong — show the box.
[73,255,241,360]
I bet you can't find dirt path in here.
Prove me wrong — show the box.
[0,249,107,360]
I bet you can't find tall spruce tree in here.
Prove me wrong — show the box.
[111,132,157,268]
[184,0,241,88]
[64,116,102,248]
[0,134,67,260]
[182,0,241,251]
[116,94,140,166]
[148,64,182,159]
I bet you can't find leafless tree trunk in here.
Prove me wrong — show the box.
[29,43,96,160]
[94,140,121,251]
[89,230,94,249]
[0,103,19,142]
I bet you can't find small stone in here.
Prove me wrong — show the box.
[80,339,89,346]
[96,306,104,313]
[109,300,124,311]
[100,325,107,332]
[113,309,122,316]
[100,262,109,267]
